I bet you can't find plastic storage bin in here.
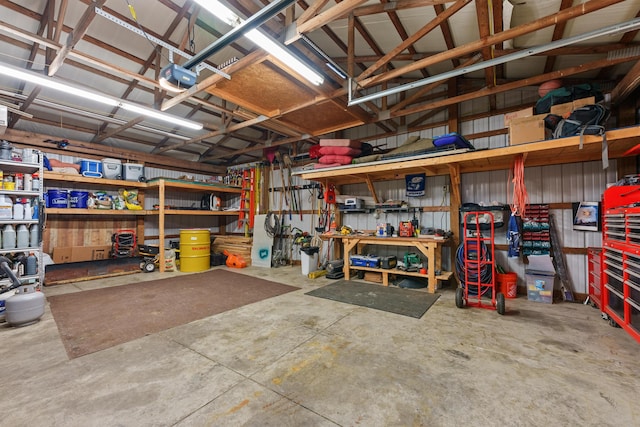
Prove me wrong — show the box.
[460,203,509,230]
[525,269,555,303]
[102,158,122,179]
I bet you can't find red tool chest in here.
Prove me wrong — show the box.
[602,184,640,344]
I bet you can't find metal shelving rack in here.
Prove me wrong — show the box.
[0,152,44,289]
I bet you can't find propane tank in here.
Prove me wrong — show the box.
[5,285,45,327]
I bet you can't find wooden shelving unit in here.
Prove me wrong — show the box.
[44,173,244,273]
[143,178,243,272]
[298,128,640,292]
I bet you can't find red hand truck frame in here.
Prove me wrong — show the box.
[456,211,506,315]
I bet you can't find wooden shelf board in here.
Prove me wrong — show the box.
[146,178,242,193]
[297,127,640,184]
[46,208,152,215]
[162,209,240,216]
[350,265,453,281]
[44,172,148,188]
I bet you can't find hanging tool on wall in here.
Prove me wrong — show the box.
[274,152,291,220]
[283,153,302,221]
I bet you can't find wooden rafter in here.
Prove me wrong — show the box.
[395,55,640,118]
[357,0,471,82]
[543,0,574,74]
[48,0,107,75]
[474,0,497,110]
[286,0,368,44]
[359,0,624,89]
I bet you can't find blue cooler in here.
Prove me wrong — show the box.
[78,159,103,178]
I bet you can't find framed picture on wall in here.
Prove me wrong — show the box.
[572,201,601,232]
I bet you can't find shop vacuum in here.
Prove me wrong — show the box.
[0,256,45,327]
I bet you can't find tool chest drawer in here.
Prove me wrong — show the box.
[586,186,640,342]
[588,247,603,309]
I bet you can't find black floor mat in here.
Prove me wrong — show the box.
[306,280,440,319]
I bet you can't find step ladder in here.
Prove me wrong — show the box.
[238,168,256,231]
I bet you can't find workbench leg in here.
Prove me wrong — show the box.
[427,245,436,294]
[382,272,389,286]
[344,251,350,280]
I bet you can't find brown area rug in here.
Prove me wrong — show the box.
[48,269,298,359]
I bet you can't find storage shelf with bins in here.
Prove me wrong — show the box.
[44,172,149,216]
[0,155,44,289]
[602,184,640,344]
[43,173,244,271]
[145,178,243,272]
[44,171,151,264]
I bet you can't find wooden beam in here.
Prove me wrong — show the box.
[543,0,574,74]
[48,0,107,75]
[611,60,640,105]
[395,55,640,118]
[351,0,459,17]
[359,0,624,88]
[365,175,380,203]
[287,0,369,44]
[357,0,471,81]
[3,128,225,174]
[297,0,330,26]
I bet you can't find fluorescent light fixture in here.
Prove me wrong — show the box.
[246,30,324,85]
[0,62,203,130]
[348,17,640,106]
[193,0,324,86]
[0,64,118,106]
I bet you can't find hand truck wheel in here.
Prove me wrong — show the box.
[455,287,464,308]
[143,261,156,273]
[496,292,506,315]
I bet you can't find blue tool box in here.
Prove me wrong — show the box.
[349,255,381,268]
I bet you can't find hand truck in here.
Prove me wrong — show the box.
[455,211,506,315]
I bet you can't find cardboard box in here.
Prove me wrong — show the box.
[549,96,596,116]
[52,247,72,263]
[509,114,547,145]
[52,245,112,263]
[504,107,533,127]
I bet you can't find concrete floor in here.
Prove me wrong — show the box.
[1,265,639,426]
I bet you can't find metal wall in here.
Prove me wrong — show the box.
[326,87,617,295]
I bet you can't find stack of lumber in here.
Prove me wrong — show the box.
[212,235,252,266]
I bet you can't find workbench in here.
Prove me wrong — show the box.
[325,233,454,293]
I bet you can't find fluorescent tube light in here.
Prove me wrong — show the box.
[246,30,324,85]
[193,0,324,86]
[0,62,203,130]
[0,64,118,107]
[118,102,202,130]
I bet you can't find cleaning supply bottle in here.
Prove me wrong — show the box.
[13,198,24,220]
[23,199,32,220]
[29,224,38,248]
[2,224,16,249]
[0,195,12,219]
[16,224,29,248]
